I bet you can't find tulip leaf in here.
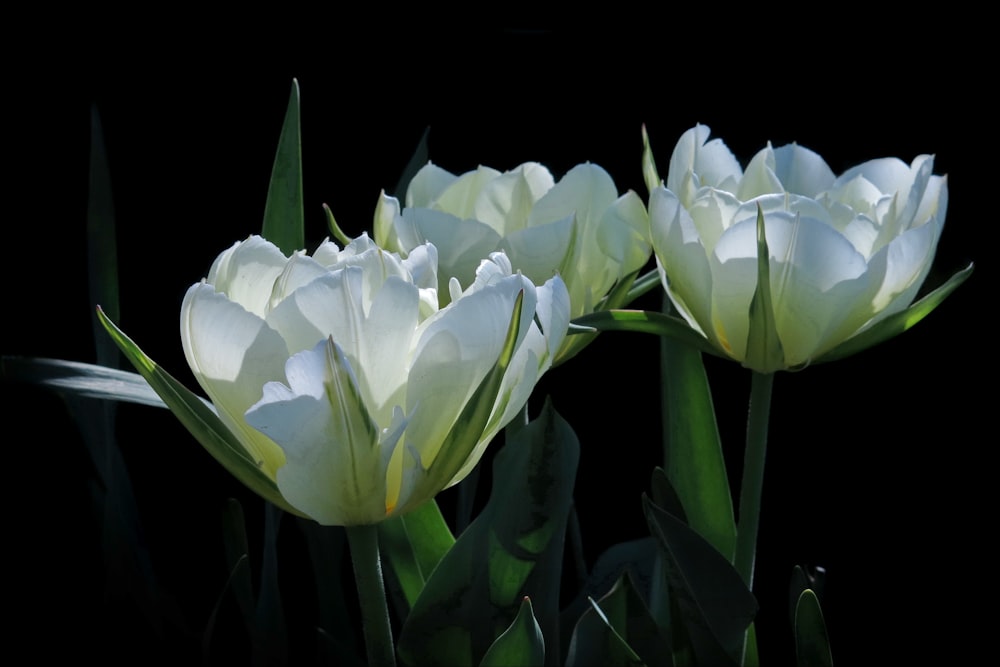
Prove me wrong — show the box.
[379,499,456,610]
[565,572,672,667]
[643,495,757,667]
[559,537,658,657]
[814,262,974,365]
[571,309,724,358]
[0,355,166,408]
[479,596,546,667]
[261,78,304,255]
[396,399,580,667]
[96,306,306,517]
[745,205,784,372]
[788,565,826,628]
[794,589,833,667]
[658,297,736,561]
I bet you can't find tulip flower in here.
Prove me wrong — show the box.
[374,160,651,365]
[647,124,950,373]
[180,233,569,526]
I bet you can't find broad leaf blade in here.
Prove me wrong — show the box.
[379,500,456,610]
[659,296,735,561]
[794,589,833,667]
[479,597,545,667]
[643,496,757,666]
[261,78,304,255]
[566,572,671,667]
[397,399,580,667]
[96,306,303,517]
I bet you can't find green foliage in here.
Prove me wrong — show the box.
[396,400,579,667]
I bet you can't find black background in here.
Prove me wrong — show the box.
[5,20,992,665]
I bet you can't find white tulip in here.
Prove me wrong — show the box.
[376,160,650,365]
[649,124,947,372]
[181,234,569,525]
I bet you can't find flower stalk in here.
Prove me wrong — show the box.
[346,524,397,667]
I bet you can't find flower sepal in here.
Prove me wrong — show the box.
[813,261,973,365]
[96,305,307,517]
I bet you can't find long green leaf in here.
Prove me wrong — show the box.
[571,310,724,359]
[814,263,973,365]
[96,306,304,517]
[379,500,456,610]
[659,300,735,561]
[643,496,757,667]
[261,78,304,255]
[479,596,546,667]
[397,399,580,667]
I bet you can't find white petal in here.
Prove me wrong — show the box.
[180,282,289,477]
[597,190,652,277]
[434,165,503,218]
[206,235,290,318]
[247,339,389,526]
[771,143,836,196]
[473,162,555,235]
[399,207,501,299]
[405,162,458,208]
[649,187,716,344]
[667,124,742,204]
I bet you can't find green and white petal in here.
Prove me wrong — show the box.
[755,213,876,366]
[434,165,503,218]
[649,186,716,344]
[473,162,554,235]
[405,162,459,209]
[667,124,742,203]
[499,215,575,292]
[597,190,652,277]
[181,281,290,478]
[246,338,390,526]
[373,191,402,251]
[737,143,784,201]
[867,218,942,322]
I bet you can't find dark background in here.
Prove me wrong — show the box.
[5,21,992,665]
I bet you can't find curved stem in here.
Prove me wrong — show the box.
[346,524,397,667]
[734,371,774,589]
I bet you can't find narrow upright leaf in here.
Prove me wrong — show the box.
[659,294,735,561]
[262,78,304,255]
[96,307,303,516]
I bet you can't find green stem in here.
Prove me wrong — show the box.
[346,524,397,667]
[734,371,774,589]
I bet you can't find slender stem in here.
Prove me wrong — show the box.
[734,371,775,589]
[346,524,397,667]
